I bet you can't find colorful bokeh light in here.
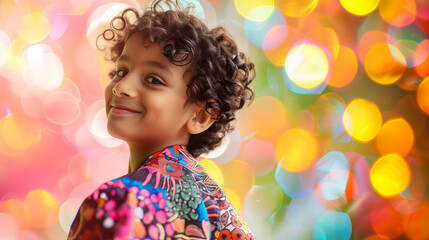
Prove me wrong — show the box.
[343,98,382,142]
[370,153,411,196]
[340,0,379,16]
[375,117,414,156]
[276,128,320,172]
[364,43,406,85]
[285,43,329,90]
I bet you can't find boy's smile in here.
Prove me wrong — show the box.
[104,33,196,151]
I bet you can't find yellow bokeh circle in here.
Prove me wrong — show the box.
[234,0,274,22]
[285,43,329,89]
[365,43,407,85]
[417,77,429,115]
[275,0,317,18]
[18,12,52,44]
[329,45,358,88]
[343,98,382,142]
[276,128,320,172]
[198,159,224,188]
[340,0,379,16]
[1,112,41,150]
[24,190,60,228]
[246,96,287,137]
[375,118,414,156]
[370,153,410,196]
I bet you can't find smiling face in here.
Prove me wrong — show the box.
[104,33,198,150]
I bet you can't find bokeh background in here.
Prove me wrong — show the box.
[1,0,429,239]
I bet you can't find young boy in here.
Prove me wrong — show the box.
[68,0,256,239]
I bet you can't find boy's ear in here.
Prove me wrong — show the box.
[186,101,219,135]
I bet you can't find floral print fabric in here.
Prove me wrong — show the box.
[68,145,255,240]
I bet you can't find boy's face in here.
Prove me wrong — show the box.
[104,33,196,147]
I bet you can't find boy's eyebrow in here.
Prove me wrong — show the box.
[141,60,173,76]
[117,55,173,76]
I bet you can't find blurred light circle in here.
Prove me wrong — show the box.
[276,128,320,172]
[68,151,91,185]
[274,165,316,198]
[285,43,329,90]
[243,185,283,219]
[245,96,287,137]
[90,106,123,148]
[313,211,352,240]
[197,159,224,187]
[219,159,255,199]
[21,49,64,91]
[329,45,358,88]
[18,12,52,44]
[283,190,327,230]
[0,213,19,240]
[43,91,81,126]
[0,199,27,229]
[404,203,429,239]
[69,0,92,15]
[375,118,414,156]
[417,77,429,115]
[343,98,382,142]
[1,112,41,150]
[339,0,379,16]
[244,7,286,49]
[379,0,416,27]
[370,153,410,196]
[49,14,69,40]
[263,26,288,52]
[0,31,11,67]
[241,138,277,176]
[59,198,83,232]
[314,151,350,201]
[275,0,317,18]
[200,127,241,164]
[24,190,60,228]
[234,0,274,22]
[413,39,429,68]
[371,206,406,239]
[364,43,406,85]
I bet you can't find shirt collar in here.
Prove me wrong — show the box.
[147,144,189,161]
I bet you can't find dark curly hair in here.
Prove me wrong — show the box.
[97,0,255,157]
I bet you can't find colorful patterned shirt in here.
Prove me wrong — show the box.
[68,145,255,240]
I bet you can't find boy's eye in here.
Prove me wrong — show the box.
[117,70,127,77]
[145,76,164,85]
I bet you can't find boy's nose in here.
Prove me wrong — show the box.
[112,76,137,98]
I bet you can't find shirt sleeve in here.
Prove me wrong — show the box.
[67,181,139,240]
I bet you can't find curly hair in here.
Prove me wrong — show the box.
[97,0,255,157]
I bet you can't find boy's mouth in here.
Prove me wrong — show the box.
[110,104,142,114]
